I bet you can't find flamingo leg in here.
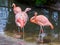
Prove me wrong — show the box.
[18,27,25,40]
[22,27,24,41]
[18,27,20,33]
[17,27,25,45]
[38,26,44,43]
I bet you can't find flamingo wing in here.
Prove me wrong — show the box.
[36,15,49,26]
[22,12,29,26]
[36,15,54,29]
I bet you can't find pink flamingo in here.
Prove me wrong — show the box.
[30,12,54,42]
[12,3,31,39]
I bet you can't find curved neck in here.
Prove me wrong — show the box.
[12,3,16,8]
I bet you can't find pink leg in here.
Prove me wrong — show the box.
[40,29,44,33]
[38,26,44,43]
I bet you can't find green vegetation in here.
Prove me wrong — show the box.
[35,0,47,5]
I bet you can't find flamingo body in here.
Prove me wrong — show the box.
[30,12,54,29]
[12,3,31,28]
[15,12,28,28]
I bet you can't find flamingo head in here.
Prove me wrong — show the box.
[30,12,38,23]
[12,3,16,7]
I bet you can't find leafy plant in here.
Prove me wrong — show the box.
[35,0,47,6]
